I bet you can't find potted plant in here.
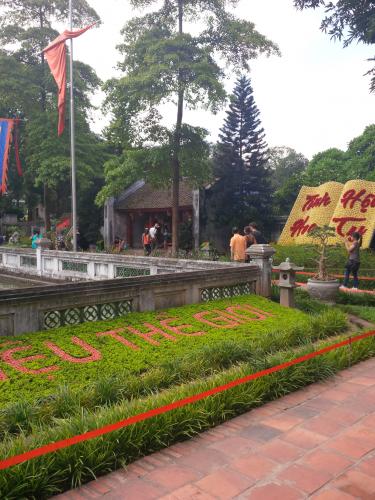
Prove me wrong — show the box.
[306,225,340,302]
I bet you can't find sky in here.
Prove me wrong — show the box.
[73,0,375,159]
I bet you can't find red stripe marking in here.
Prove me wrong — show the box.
[0,330,374,470]
[273,270,375,282]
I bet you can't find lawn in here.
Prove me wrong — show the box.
[0,295,308,407]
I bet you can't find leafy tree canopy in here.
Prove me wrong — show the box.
[303,124,375,186]
[294,0,375,91]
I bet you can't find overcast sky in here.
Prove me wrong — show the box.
[73,0,375,159]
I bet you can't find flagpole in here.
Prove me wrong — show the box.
[69,0,78,252]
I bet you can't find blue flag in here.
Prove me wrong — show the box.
[0,119,14,194]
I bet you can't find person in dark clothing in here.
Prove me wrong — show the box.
[248,222,266,244]
[341,232,362,290]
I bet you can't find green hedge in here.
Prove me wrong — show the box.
[1,331,374,499]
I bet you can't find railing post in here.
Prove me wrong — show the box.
[246,244,276,298]
[36,238,52,277]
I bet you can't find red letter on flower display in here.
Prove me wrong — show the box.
[45,336,102,363]
[1,346,59,375]
[193,310,244,328]
[125,323,176,346]
[225,305,272,321]
[96,329,140,350]
[159,318,205,336]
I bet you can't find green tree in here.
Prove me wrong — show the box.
[303,148,347,186]
[99,0,279,253]
[268,146,308,213]
[0,0,102,235]
[346,124,375,181]
[209,75,271,230]
[294,0,375,91]
[303,125,375,186]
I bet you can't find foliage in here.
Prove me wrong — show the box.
[303,126,375,186]
[1,327,373,498]
[99,0,279,252]
[294,0,375,91]
[337,304,375,323]
[268,146,308,214]
[0,295,309,408]
[0,0,106,242]
[0,305,346,440]
[206,75,272,233]
[272,244,375,290]
[307,225,338,280]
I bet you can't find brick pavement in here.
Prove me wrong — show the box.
[57,357,375,499]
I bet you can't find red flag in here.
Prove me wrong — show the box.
[43,25,95,136]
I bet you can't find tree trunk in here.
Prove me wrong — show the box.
[171,0,184,256]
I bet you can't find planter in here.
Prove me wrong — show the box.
[306,278,340,303]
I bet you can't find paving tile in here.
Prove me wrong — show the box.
[357,453,375,476]
[301,449,353,476]
[318,388,352,402]
[257,439,304,463]
[280,427,327,449]
[332,470,375,498]
[311,488,357,499]
[209,436,258,457]
[262,413,303,431]
[319,407,363,426]
[304,397,338,411]
[146,464,201,491]
[231,453,278,480]
[284,404,321,419]
[354,376,375,387]
[242,482,303,499]
[325,434,375,459]
[160,483,216,499]
[301,415,345,437]
[278,463,331,494]
[104,479,166,499]
[176,447,228,474]
[240,423,282,442]
[195,468,255,499]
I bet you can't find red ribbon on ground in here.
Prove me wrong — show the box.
[0,329,374,471]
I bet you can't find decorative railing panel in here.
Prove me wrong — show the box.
[61,261,88,273]
[44,299,133,330]
[200,282,255,302]
[115,266,150,278]
[20,256,37,268]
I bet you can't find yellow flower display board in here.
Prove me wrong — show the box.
[278,180,375,248]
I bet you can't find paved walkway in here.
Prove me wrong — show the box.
[57,357,375,500]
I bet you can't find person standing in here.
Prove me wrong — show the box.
[230,227,247,262]
[248,222,267,244]
[341,232,362,290]
[142,227,152,256]
[149,222,159,250]
[31,229,41,249]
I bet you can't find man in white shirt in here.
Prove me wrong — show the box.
[149,223,159,249]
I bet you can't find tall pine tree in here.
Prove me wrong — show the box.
[209,75,271,238]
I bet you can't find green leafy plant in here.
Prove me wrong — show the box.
[307,225,338,280]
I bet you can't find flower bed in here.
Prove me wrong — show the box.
[0,295,308,407]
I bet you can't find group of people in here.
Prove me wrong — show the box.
[142,223,170,255]
[230,222,266,262]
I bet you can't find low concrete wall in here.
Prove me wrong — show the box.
[0,265,260,336]
[0,247,252,281]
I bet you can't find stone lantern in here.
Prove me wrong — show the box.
[273,258,304,308]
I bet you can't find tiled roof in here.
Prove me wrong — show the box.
[115,181,194,210]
